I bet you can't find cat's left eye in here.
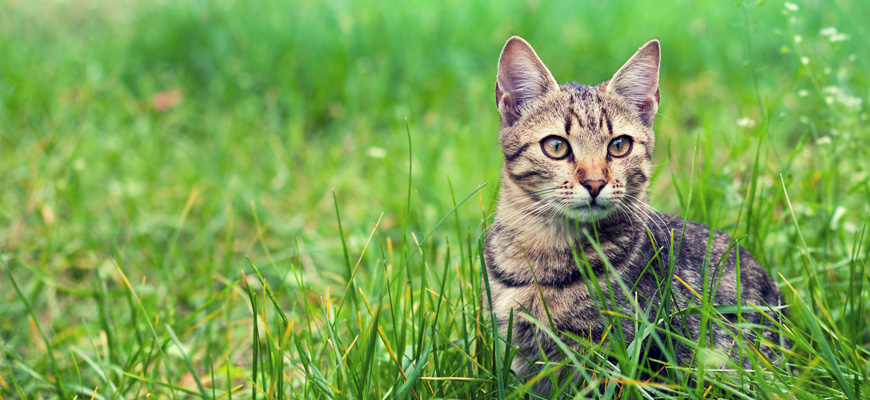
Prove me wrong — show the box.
[608,136,633,158]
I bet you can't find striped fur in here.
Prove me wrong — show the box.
[487,36,786,395]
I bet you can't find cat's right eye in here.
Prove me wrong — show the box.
[540,136,570,159]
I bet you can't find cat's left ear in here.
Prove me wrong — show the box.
[603,39,660,127]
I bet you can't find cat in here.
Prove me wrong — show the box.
[484,36,786,395]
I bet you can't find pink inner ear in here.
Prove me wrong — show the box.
[499,92,521,126]
[500,92,512,112]
[641,97,657,114]
[495,37,560,126]
[607,41,660,107]
[501,93,512,110]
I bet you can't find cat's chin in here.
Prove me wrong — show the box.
[559,203,618,223]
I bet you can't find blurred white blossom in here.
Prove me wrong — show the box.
[736,117,756,128]
[830,33,850,42]
[784,2,799,11]
[823,86,863,109]
[820,27,850,42]
[366,146,387,158]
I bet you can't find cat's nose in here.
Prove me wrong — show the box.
[582,179,607,198]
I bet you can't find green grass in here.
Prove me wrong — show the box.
[1,0,869,398]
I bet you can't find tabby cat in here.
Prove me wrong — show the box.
[484,36,785,394]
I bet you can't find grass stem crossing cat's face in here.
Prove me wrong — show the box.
[495,36,661,223]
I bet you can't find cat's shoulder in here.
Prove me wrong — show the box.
[656,212,760,266]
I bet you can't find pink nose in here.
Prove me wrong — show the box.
[582,179,606,198]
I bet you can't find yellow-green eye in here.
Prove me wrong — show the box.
[608,136,633,158]
[541,136,570,159]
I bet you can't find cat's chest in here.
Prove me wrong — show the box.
[486,238,611,325]
[485,225,637,288]
[485,225,651,339]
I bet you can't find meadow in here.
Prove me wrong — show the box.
[1,0,869,398]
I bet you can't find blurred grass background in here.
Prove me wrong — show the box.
[1,0,869,398]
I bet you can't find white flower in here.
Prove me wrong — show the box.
[840,95,862,109]
[366,146,387,159]
[798,89,809,97]
[784,2,799,11]
[736,117,756,128]
[823,86,863,109]
[801,57,810,65]
[830,33,851,42]
[819,27,851,41]
[816,136,831,145]
[820,27,838,36]
[794,35,802,43]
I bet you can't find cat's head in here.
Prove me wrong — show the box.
[495,36,660,223]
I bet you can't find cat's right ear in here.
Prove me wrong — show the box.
[496,36,559,126]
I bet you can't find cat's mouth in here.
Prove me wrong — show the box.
[569,198,608,211]
[564,199,617,221]
[570,203,606,211]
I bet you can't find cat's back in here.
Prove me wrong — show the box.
[654,212,782,313]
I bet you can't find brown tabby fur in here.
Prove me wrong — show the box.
[484,36,786,395]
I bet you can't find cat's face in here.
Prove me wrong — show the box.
[495,36,660,223]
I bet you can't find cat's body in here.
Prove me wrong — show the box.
[485,36,785,395]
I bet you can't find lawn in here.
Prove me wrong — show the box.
[1,0,869,398]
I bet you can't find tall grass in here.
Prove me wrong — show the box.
[1,0,869,398]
